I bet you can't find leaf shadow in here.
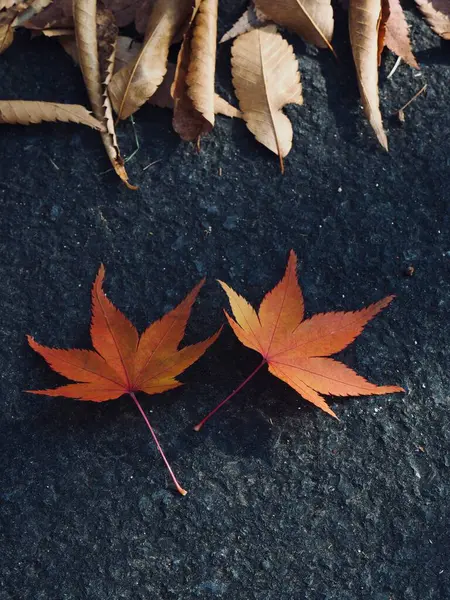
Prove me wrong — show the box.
[176,336,324,464]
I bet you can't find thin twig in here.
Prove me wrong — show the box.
[124,115,140,163]
[395,84,428,114]
[143,158,162,171]
[387,56,402,80]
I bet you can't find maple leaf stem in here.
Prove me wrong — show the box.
[129,392,187,496]
[194,360,267,431]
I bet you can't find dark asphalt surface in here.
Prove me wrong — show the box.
[0,2,449,599]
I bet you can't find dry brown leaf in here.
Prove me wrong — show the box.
[172,0,217,141]
[0,0,22,10]
[349,0,388,150]
[220,3,268,43]
[0,23,13,52]
[115,35,139,71]
[102,0,135,27]
[113,58,239,119]
[213,95,242,119]
[108,0,192,120]
[23,0,71,29]
[186,0,218,128]
[0,0,29,24]
[0,100,104,129]
[150,62,241,119]
[231,25,303,172]
[41,26,73,35]
[73,0,135,188]
[134,0,155,34]
[74,38,239,121]
[415,0,450,39]
[254,0,334,50]
[12,0,52,26]
[384,0,418,68]
[171,1,207,141]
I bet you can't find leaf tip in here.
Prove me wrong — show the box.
[124,180,139,191]
[390,385,405,393]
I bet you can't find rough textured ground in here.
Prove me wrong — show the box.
[0,3,449,599]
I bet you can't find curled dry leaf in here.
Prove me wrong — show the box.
[0,0,30,25]
[349,0,388,150]
[12,0,53,27]
[384,0,418,68]
[134,0,155,34]
[231,25,303,172]
[102,0,135,27]
[155,63,241,119]
[172,0,218,141]
[0,0,22,10]
[73,0,135,188]
[0,100,104,129]
[23,0,72,29]
[0,23,13,52]
[109,0,192,120]
[415,0,450,39]
[142,61,240,119]
[254,0,334,50]
[87,39,239,122]
[219,3,268,44]
[186,0,218,129]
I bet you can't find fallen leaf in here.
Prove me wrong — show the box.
[219,3,268,44]
[103,0,135,27]
[153,63,241,118]
[415,0,450,39]
[62,38,241,121]
[194,250,404,430]
[23,0,72,29]
[231,25,303,172]
[0,23,13,52]
[114,34,139,71]
[172,0,218,141]
[349,0,388,149]
[254,0,334,50]
[73,0,135,188]
[109,0,192,120]
[0,0,31,24]
[186,0,218,131]
[134,0,155,34]
[28,265,220,495]
[0,100,104,128]
[384,0,418,68]
[0,0,23,9]
[213,95,242,119]
[12,0,53,27]
[40,26,73,35]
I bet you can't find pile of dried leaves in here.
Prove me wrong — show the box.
[1,0,449,185]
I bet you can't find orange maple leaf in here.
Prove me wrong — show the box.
[195,250,404,430]
[28,265,221,495]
